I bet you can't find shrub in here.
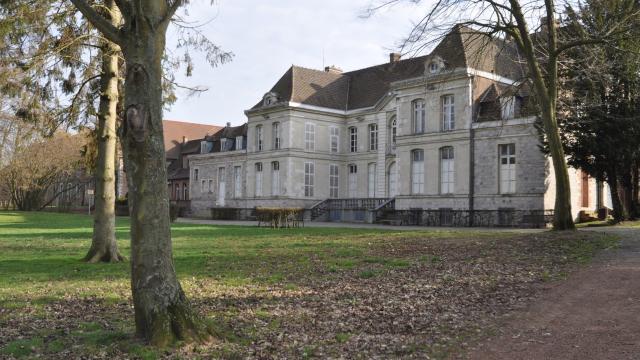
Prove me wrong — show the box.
[255,207,304,228]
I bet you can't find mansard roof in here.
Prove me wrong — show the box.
[251,25,525,112]
[205,123,247,141]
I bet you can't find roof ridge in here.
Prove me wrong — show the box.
[343,55,428,75]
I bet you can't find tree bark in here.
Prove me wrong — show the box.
[509,0,575,230]
[608,168,625,223]
[620,170,637,220]
[118,5,210,347]
[85,0,124,263]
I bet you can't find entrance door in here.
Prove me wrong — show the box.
[217,167,226,206]
[388,162,398,197]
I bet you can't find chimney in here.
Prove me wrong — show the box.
[324,65,343,74]
[226,122,231,127]
[182,136,188,143]
[389,52,401,63]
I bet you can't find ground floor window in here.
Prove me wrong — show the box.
[304,162,314,197]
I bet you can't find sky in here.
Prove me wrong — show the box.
[164,0,431,126]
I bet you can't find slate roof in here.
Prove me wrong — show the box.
[251,25,525,112]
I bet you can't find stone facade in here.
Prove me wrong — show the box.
[188,26,602,222]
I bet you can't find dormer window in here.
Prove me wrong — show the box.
[427,56,444,74]
[263,92,278,106]
[220,138,226,152]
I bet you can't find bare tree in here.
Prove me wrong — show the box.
[0,132,85,211]
[367,0,639,230]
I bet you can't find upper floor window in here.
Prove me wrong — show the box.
[442,95,455,131]
[330,126,339,153]
[413,99,426,134]
[499,144,516,194]
[236,136,244,150]
[429,62,440,73]
[255,125,263,151]
[369,124,378,151]
[304,123,315,151]
[349,127,358,153]
[200,141,212,154]
[500,96,516,120]
[440,146,455,194]
[193,168,199,181]
[390,117,397,145]
[220,138,226,152]
[272,122,281,150]
[411,150,424,194]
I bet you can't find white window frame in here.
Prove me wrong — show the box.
[330,126,339,153]
[500,97,516,120]
[348,164,358,198]
[440,147,455,194]
[413,99,426,134]
[411,150,425,194]
[329,164,339,198]
[304,123,315,151]
[272,122,280,150]
[256,125,263,151]
[367,163,377,198]
[349,127,358,153]
[499,144,516,194]
[220,138,227,152]
[234,166,242,198]
[304,162,314,197]
[442,95,455,131]
[255,162,263,197]
[235,136,243,150]
[369,123,378,151]
[390,117,397,146]
[271,161,280,196]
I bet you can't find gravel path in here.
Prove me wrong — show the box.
[465,227,640,360]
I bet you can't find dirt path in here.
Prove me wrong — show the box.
[465,227,640,360]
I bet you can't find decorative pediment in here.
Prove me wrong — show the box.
[263,92,279,106]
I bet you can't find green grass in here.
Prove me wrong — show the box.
[0,211,620,358]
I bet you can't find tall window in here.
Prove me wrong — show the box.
[349,127,358,152]
[499,144,516,194]
[183,183,188,200]
[304,162,314,197]
[175,184,180,200]
[255,125,263,151]
[255,163,263,196]
[390,117,397,146]
[368,163,377,197]
[413,99,426,134]
[442,95,455,131]
[304,123,315,151]
[208,179,213,193]
[201,179,206,193]
[271,161,280,196]
[440,147,455,194]
[411,150,424,194]
[329,164,339,198]
[348,164,358,198]
[330,126,339,153]
[236,136,244,150]
[234,166,242,198]
[272,122,281,150]
[193,168,199,181]
[220,138,227,152]
[369,124,378,151]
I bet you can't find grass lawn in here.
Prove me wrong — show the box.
[0,211,618,359]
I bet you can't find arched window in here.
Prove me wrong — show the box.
[413,99,426,134]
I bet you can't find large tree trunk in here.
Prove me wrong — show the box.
[509,0,575,230]
[85,0,124,263]
[119,7,210,347]
[620,170,637,220]
[607,168,625,223]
